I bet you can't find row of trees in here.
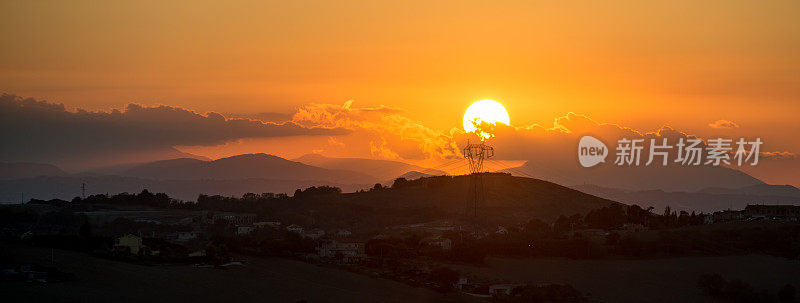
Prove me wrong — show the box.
[48,190,181,208]
[549,203,706,232]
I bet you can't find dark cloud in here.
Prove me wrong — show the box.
[0,94,347,169]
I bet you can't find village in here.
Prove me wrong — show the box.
[5,189,799,302]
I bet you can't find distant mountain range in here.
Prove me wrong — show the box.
[0,154,448,202]
[293,154,446,181]
[120,153,375,184]
[500,161,764,192]
[3,153,798,214]
[570,183,800,213]
[0,162,65,180]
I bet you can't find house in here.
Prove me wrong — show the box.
[188,250,206,257]
[711,210,745,223]
[286,224,304,234]
[254,221,281,229]
[316,239,366,262]
[744,205,800,221]
[176,231,201,241]
[420,236,452,251]
[115,234,144,254]
[236,225,256,235]
[211,213,257,225]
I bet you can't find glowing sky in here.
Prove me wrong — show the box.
[1,1,799,185]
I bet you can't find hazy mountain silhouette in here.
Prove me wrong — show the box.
[697,184,800,198]
[293,154,446,180]
[396,170,438,180]
[501,161,764,192]
[0,162,65,180]
[571,184,800,213]
[121,153,375,184]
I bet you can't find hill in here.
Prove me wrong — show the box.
[294,154,446,180]
[122,153,375,184]
[394,171,437,181]
[698,184,800,198]
[322,173,623,230]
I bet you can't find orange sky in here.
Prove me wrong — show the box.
[1,1,799,185]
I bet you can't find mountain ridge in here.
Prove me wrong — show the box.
[293,153,446,180]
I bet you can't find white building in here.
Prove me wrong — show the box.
[236,225,256,235]
[286,224,304,234]
[212,213,257,225]
[254,221,281,229]
[114,234,144,254]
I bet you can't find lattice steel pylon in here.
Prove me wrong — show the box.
[462,140,494,174]
[462,140,494,223]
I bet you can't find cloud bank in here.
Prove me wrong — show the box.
[0,94,347,170]
[292,100,462,160]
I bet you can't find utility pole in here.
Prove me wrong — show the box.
[81,183,87,199]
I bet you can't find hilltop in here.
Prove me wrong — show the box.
[283,173,623,231]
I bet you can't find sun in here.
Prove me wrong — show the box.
[462,99,510,139]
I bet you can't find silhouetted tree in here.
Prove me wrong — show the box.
[524,218,549,235]
[391,177,409,188]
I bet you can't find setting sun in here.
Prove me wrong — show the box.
[463,99,511,139]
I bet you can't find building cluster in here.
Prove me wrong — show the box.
[710,204,800,223]
[316,239,366,263]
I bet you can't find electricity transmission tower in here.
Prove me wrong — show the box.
[462,140,494,223]
[463,140,494,173]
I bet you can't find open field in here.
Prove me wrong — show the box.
[0,245,475,303]
[452,255,800,302]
